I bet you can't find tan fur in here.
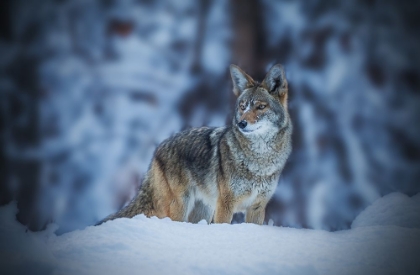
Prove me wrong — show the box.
[97,64,292,226]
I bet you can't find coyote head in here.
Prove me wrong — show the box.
[229,64,289,135]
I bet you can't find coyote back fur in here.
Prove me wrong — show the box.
[98,64,292,225]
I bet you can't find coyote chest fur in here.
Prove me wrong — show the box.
[98,64,292,225]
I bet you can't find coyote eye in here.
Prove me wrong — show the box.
[258,105,266,110]
[240,105,246,110]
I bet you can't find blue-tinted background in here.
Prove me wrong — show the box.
[1,0,419,234]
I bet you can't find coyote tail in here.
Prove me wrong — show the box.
[95,179,154,226]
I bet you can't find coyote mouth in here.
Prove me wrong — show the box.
[240,126,261,133]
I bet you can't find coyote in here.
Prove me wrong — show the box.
[98,64,292,225]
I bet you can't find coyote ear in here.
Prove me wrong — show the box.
[262,64,287,94]
[230,64,255,96]
[262,64,288,107]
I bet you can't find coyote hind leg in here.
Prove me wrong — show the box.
[168,192,194,222]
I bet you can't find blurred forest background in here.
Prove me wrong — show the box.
[1,0,419,234]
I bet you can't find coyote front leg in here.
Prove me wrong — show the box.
[214,196,234,224]
[245,200,268,225]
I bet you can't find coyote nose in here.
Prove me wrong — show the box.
[238,120,247,129]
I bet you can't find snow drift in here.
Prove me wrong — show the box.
[352,192,420,229]
[1,192,419,275]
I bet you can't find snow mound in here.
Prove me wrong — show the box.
[352,192,420,229]
[1,200,420,275]
[0,202,57,275]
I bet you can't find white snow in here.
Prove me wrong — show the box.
[1,192,420,275]
[351,192,420,229]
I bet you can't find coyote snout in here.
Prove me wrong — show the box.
[97,64,292,226]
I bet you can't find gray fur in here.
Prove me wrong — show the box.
[97,64,292,225]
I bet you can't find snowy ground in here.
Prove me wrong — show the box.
[1,192,420,275]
